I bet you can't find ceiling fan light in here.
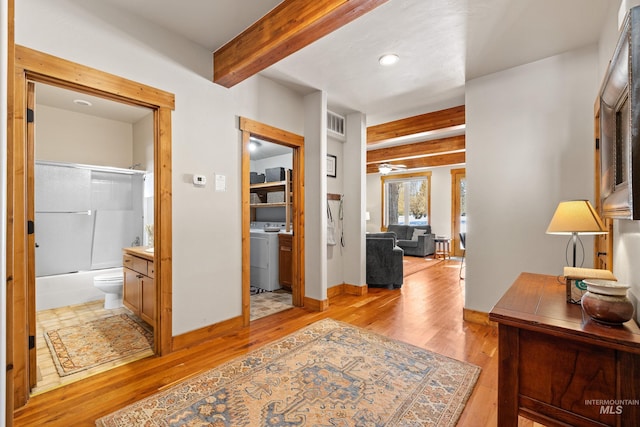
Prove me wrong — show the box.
[378,164,393,174]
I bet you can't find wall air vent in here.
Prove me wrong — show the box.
[327,110,346,141]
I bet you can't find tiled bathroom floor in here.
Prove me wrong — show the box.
[33,300,153,395]
[33,291,293,395]
[250,289,293,321]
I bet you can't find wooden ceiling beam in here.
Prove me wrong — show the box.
[366,152,465,174]
[367,135,465,164]
[367,105,465,145]
[213,0,389,88]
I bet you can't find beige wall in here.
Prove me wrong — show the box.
[35,104,134,168]
[466,45,599,313]
[133,113,154,172]
[17,0,309,335]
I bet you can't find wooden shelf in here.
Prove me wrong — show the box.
[250,169,292,232]
[250,202,287,208]
[250,180,288,190]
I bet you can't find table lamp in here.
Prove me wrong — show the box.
[546,200,607,267]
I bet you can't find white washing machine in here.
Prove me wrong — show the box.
[250,229,281,291]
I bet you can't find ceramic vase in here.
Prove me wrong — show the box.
[582,279,634,325]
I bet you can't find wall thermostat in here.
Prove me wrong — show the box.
[193,174,207,186]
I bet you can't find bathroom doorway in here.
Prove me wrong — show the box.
[30,82,155,394]
[9,46,175,409]
[240,117,305,326]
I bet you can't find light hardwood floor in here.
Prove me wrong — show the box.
[13,260,515,426]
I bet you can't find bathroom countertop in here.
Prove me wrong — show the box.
[123,246,154,261]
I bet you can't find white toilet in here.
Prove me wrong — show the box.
[94,270,124,309]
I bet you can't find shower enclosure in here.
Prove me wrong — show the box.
[35,161,147,308]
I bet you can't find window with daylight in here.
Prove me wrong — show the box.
[381,171,432,228]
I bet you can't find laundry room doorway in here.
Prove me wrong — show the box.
[240,118,304,326]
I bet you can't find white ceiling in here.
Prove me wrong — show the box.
[263,0,615,122]
[38,0,616,127]
[36,84,152,123]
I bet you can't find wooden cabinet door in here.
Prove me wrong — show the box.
[123,267,141,316]
[279,234,292,290]
[141,276,155,328]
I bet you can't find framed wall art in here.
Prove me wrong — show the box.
[327,154,337,178]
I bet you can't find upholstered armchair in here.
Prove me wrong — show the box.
[366,232,404,289]
[386,224,435,257]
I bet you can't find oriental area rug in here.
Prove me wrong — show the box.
[96,318,480,426]
[44,313,153,377]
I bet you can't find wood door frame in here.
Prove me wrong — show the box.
[450,168,466,257]
[593,99,614,270]
[239,117,305,325]
[6,3,15,424]
[25,82,35,390]
[9,46,175,408]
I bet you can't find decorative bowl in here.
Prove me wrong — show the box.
[581,280,633,325]
[581,291,634,325]
[582,279,629,296]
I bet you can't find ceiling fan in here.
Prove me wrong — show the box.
[378,163,407,174]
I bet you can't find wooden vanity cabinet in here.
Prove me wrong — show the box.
[278,233,292,290]
[123,250,155,328]
[123,267,141,315]
[141,264,155,325]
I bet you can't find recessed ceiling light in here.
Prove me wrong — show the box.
[73,99,92,107]
[249,140,261,152]
[378,54,399,66]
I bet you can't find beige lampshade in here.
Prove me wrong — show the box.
[546,200,607,235]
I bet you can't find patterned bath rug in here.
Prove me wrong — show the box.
[44,313,153,377]
[96,318,480,426]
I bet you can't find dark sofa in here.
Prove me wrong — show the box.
[366,232,404,289]
[386,224,435,257]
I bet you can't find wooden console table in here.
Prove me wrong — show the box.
[489,272,640,426]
